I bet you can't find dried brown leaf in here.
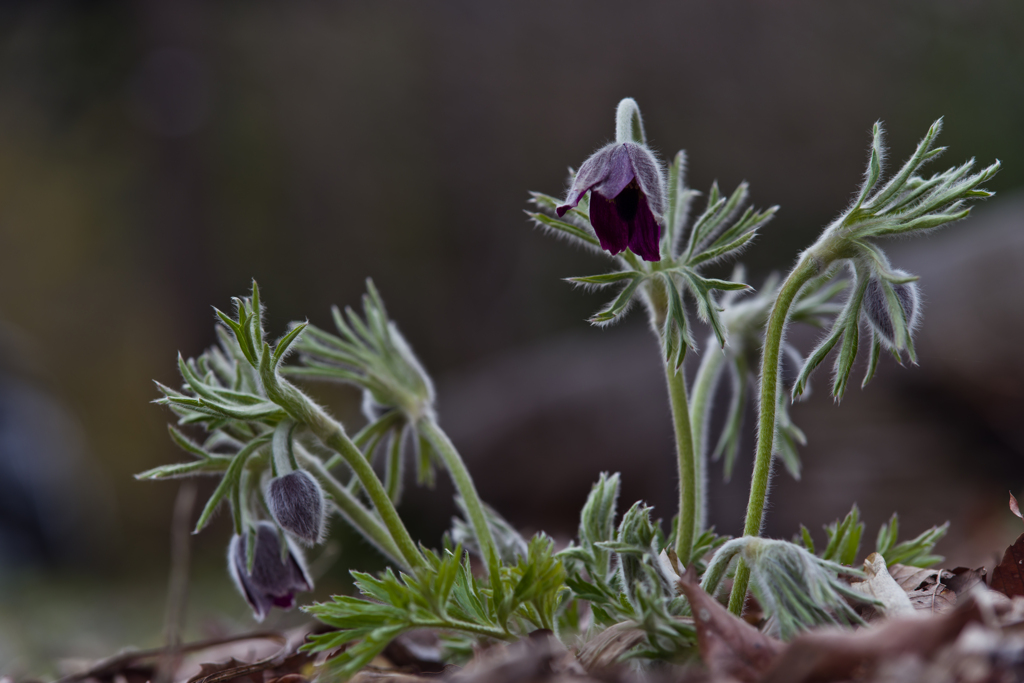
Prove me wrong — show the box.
[906,583,957,614]
[676,568,783,683]
[575,623,646,671]
[888,564,950,593]
[760,596,982,683]
[990,532,1024,599]
[850,553,914,617]
[449,632,589,683]
[945,566,987,597]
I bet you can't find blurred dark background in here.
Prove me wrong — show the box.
[1,0,1023,673]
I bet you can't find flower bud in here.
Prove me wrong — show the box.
[266,469,325,545]
[863,277,919,349]
[228,521,312,621]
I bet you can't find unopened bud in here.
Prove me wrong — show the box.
[228,521,312,621]
[863,277,919,349]
[267,470,325,545]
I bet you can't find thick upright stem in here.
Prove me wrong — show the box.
[666,363,697,565]
[688,346,726,533]
[728,257,818,614]
[420,418,498,567]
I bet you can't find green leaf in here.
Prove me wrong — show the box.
[800,525,816,554]
[882,521,949,567]
[193,435,271,533]
[792,323,843,399]
[589,275,645,325]
[831,312,861,400]
[527,212,600,248]
[866,118,943,210]
[135,457,232,480]
[700,180,750,245]
[658,272,692,367]
[687,231,757,266]
[855,121,885,208]
[167,425,210,460]
[273,322,308,368]
[567,271,641,287]
[876,513,898,557]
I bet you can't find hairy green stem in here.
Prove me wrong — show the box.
[646,277,698,566]
[728,257,819,614]
[318,424,426,570]
[420,418,498,567]
[259,355,426,570]
[297,448,405,567]
[689,347,726,533]
[666,363,697,565]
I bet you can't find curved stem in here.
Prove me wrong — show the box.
[258,356,426,570]
[688,345,726,533]
[296,448,405,567]
[319,424,426,570]
[728,257,818,614]
[666,363,697,565]
[420,418,498,568]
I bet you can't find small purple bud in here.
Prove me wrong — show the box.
[557,142,665,262]
[228,521,312,621]
[267,470,325,545]
[863,277,919,348]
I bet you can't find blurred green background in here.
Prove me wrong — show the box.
[1,0,1023,675]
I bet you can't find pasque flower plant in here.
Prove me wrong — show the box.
[138,97,999,678]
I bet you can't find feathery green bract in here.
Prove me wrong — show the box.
[283,278,439,502]
[702,537,875,640]
[302,539,567,680]
[143,284,310,534]
[791,120,999,401]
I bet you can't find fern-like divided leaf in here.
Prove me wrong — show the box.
[303,540,567,680]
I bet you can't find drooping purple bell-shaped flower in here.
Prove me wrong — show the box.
[267,469,325,545]
[557,142,665,262]
[228,521,313,621]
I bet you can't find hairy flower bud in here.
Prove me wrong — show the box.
[267,469,325,545]
[863,277,919,349]
[228,521,312,621]
[557,142,665,262]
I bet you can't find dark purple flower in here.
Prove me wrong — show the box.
[267,469,325,545]
[557,142,665,262]
[228,521,312,621]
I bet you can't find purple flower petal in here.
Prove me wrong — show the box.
[228,521,313,622]
[557,143,623,216]
[626,191,662,262]
[588,190,631,255]
[591,144,636,203]
[625,144,666,215]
